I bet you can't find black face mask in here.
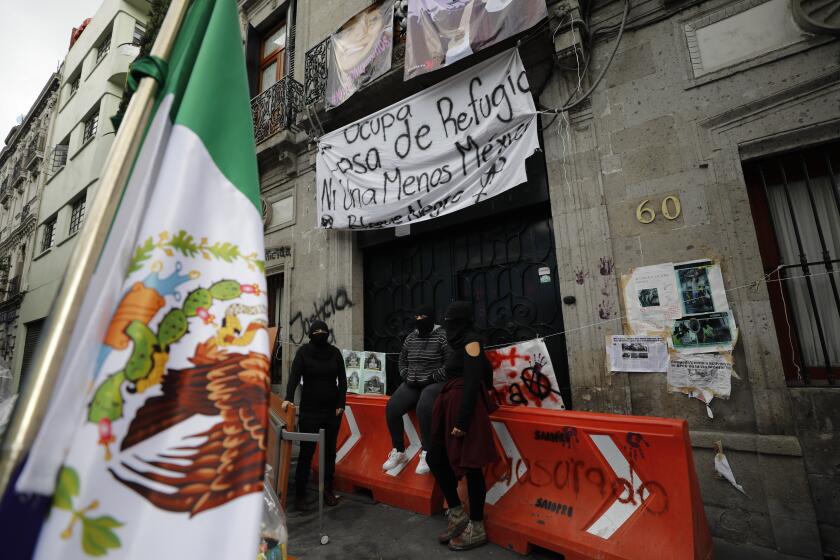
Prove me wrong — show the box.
[443,301,474,348]
[310,333,329,347]
[416,317,434,336]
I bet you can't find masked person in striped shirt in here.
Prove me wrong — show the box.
[382,305,451,474]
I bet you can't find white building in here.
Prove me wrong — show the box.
[0,74,60,371]
[14,0,150,387]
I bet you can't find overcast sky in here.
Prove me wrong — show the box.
[0,0,103,143]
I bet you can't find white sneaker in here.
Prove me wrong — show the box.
[382,448,408,471]
[415,451,430,475]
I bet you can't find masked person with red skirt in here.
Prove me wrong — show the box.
[282,320,347,512]
[427,301,499,551]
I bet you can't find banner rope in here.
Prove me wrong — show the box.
[270,266,837,355]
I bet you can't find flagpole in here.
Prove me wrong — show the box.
[0,0,192,496]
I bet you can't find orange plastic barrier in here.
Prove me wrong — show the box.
[482,407,712,560]
[316,394,444,515]
[267,393,295,509]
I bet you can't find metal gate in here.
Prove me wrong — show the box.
[363,205,571,405]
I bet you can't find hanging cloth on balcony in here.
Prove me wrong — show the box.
[404,0,546,80]
[326,0,395,109]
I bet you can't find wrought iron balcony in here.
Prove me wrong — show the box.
[20,200,33,221]
[11,162,25,187]
[250,76,304,145]
[5,276,20,301]
[303,25,407,109]
[25,135,45,170]
[304,38,328,106]
[0,184,10,207]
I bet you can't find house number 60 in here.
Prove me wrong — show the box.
[636,195,682,224]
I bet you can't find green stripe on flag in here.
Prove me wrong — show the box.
[170,0,260,209]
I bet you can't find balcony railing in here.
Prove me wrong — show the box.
[250,76,304,145]
[0,184,10,207]
[25,135,45,170]
[11,163,25,187]
[304,39,328,106]
[20,200,32,221]
[303,24,406,109]
[5,276,20,301]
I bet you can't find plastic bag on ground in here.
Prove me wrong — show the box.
[258,465,288,560]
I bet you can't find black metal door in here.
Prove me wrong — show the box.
[363,204,571,406]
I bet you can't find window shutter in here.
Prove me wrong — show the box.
[20,319,45,384]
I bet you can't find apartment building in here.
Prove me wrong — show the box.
[0,74,60,371]
[14,0,150,386]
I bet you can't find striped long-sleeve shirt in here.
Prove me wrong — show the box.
[399,325,450,386]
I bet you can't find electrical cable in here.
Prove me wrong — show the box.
[554,0,630,113]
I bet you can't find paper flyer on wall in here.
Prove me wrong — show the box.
[362,350,387,395]
[607,336,669,373]
[674,260,729,316]
[670,311,737,354]
[342,349,363,393]
[667,353,734,398]
[622,263,681,334]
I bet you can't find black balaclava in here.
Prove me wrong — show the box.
[443,301,474,349]
[415,304,435,337]
[308,320,330,354]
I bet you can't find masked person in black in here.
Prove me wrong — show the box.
[427,301,499,551]
[383,305,450,474]
[282,321,347,512]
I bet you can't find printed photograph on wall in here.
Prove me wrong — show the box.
[671,312,734,352]
[364,351,382,371]
[362,369,386,395]
[637,288,660,308]
[675,263,714,314]
[342,349,363,393]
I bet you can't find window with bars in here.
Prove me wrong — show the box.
[52,143,69,173]
[133,22,146,45]
[83,111,99,143]
[96,31,112,64]
[69,194,86,235]
[68,76,79,98]
[744,140,840,386]
[41,217,56,252]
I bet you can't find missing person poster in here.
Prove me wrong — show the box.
[342,349,388,394]
[363,350,387,395]
[404,0,547,80]
[607,336,669,373]
[343,349,363,393]
[327,0,395,109]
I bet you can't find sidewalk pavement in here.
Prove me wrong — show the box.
[286,489,816,559]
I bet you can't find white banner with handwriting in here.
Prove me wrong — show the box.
[316,48,539,230]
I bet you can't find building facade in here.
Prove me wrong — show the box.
[238,0,837,555]
[0,74,60,373]
[13,0,150,388]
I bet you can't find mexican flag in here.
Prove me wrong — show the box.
[15,1,270,557]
